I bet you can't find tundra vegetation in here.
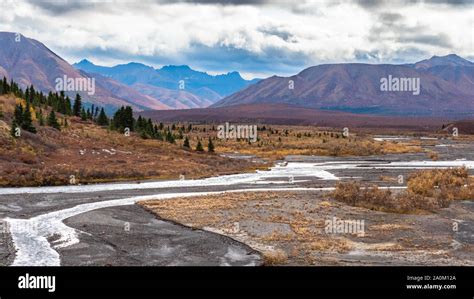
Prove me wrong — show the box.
[0,78,461,187]
[140,180,474,266]
[332,167,474,213]
[0,79,265,186]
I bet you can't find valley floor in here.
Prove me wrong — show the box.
[141,190,474,266]
[0,138,473,266]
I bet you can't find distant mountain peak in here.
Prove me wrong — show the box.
[213,54,474,118]
[431,53,461,59]
[76,59,95,65]
[161,65,191,70]
[415,54,474,69]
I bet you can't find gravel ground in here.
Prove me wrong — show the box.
[0,139,473,266]
[58,205,262,266]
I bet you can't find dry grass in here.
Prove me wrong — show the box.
[138,189,474,265]
[262,249,288,266]
[139,191,359,266]
[332,167,474,213]
[0,96,267,186]
[0,93,427,186]
[213,128,422,160]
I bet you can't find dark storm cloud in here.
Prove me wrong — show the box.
[354,0,473,8]
[398,33,453,48]
[258,26,297,43]
[26,0,270,16]
[181,43,311,76]
[161,0,269,5]
[369,12,453,48]
[424,0,474,5]
[378,12,404,24]
[354,47,430,64]
[26,0,97,14]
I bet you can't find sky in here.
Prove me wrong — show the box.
[0,0,473,79]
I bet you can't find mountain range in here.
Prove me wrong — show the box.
[0,32,170,113]
[1,31,473,118]
[212,54,474,117]
[0,32,258,113]
[73,60,259,109]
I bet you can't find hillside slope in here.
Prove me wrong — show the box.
[0,32,170,113]
[74,60,259,108]
[0,94,260,186]
[212,55,474,118]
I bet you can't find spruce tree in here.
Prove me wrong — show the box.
[146,119,154,136]
[80,108,87,121]
[195,140,204,152]
[21,103,36,133]
[183,136,190,148]
[166,131,175,143]
[13,104,24,126]
[10,119,19,138]
[37,109,44,126]
[47,110,60,130]
[96,108,109,126]
[2,77,9,94]
[73,94,82,116]
[207,137,214,153]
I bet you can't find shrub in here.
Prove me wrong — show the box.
[332,167,474,213]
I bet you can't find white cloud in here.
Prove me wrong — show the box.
[0,0,472,78]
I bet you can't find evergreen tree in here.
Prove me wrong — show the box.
[177,129,184,139]
[10,119,19,138]
[136,115,144,130]
[21,102,36,133]
[111,106,134,132]
[166,130,175,143]
[13,104,24,126]
[146,119,154,136]
[207,137,214,153]
[183,136,190,148]
[65,96,72,115]
[195,140,204,152]
[124,106,134,130]
[39,113,44,126]
[73,94,82,116]
[28,85,35,103]
[2,77,9,94]
[47,110,60,130]
[80,108,87,121]
[154,127,163,141]
[96,108,109,126]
